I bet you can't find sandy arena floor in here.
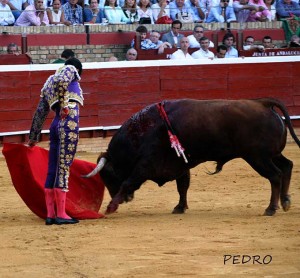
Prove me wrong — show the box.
[0,143,300,278]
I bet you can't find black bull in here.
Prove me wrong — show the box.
[84,98,300,216]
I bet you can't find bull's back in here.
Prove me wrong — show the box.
[165,99,287,159]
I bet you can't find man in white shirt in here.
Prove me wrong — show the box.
[187,25,214,48]
[170,37,194,59]
[191,37,214,59]
[0,0,15,25]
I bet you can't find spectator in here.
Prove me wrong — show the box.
[206,0,236,24]
[169,0,195,23]
[276,0,300,19]
[63,0,83,25]
[248,0,272,22]
[15,0,49,26]
[131,25,148,48]
[161,20,184,48]
[137,0,154,24]
[187,25,214,48]
[289,34,300,47]
[233,0,259,23]
[149,30,172,53]
[0,0,15,25]
[215,44,227,58]
[47,0,71,25]
[186,0,206,22]
[52,49,75,63]
[125,48,138,60]
[264,0,276,21]
[191,36,215,59]
[123,0,139,23]
[223,32,238,57]
[262,35,277,48]
[151,0,170,23]
[104,0,129,23]
[84,0,105,23]
[6,42,20,55]
[243,35,264,50]
[7,0,27,20]
[170,37,194,59]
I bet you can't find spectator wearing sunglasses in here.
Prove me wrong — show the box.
[15,0,49,25]
[206,0,236,23]
[187,25,214,48]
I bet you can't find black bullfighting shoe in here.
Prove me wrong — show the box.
[55,217,79,225]
[45,217,56,225]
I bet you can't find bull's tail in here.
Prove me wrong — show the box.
[259,98,300,148]
[82,152,108,178]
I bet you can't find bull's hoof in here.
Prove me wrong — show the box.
[105,202,119,214]
[281,195,291,212]
[263,207,277,216]
[172,205,187,214]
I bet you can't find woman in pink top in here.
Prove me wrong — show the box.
[248,0,272,21]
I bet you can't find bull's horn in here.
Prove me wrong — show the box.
[82,157,107,178]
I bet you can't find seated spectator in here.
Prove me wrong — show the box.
[52,48,75,63]
[191,36,215,59]
[47,0,71,25]
[137,0,154,24]
[122,0,139,23]
[125,48,138,60]
[223,32,238,57]
[149,30,172,53]
[63,0,83,25]
[6,42,20,55]
[248,0,272,22]
[83,0,105,23]
[187,25,214,48]
[243,35,264,50]
[131,25,147,48]
[169,0,195,23]
[186,0,206,22]
[276,0,300,19]
[206,0,236,23]
[161,20,184,48]
[151,0,170,23]
[7,0,27,20]
[15,0,49,26]
[104,0,129,23]
[264,0,276,20]
[215,44,227,58]
[170,37,194,60]
[289,34,300,47]
[262,35,277,48]
[233,0,259,23]
[0,0,15,25]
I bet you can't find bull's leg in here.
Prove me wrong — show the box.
[246,158,282,216]
[273,154,293,212]
[172,170,190,214]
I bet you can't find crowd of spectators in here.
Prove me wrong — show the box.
[2,0,300,26]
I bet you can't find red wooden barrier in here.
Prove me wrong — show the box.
[0,57,299,144]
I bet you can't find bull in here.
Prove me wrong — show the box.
[84,98,300,216]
